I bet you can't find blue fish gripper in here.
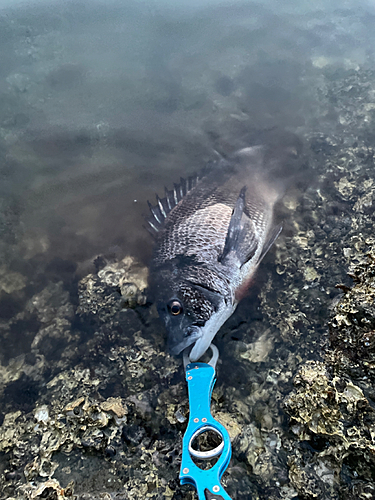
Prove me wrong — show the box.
[180,345,232,500]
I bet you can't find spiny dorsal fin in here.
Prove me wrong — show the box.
[145,173,199,235]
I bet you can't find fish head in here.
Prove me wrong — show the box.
[151,263,234,361]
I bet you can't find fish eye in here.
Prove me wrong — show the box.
[168,299,183,316]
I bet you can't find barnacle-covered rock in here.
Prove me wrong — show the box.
[284,362,342,439]
[328,243,375,381]
[0,390,133,498]
[22,478,74,500]
[0,252,181,499]
[284,360,375,495]
[17,281,77,365]
[288,454,335,500]
[77,256,148,321]
[0,266,27,295]
[0,411,23,452]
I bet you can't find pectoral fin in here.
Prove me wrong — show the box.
[257,223,283,264]
[219,186,246,263]
[219,186,258,266]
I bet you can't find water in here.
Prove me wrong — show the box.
[1,0,375,498]
[0,0,373,266]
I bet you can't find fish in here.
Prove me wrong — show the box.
[146,133,302,362]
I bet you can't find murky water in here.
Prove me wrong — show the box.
[1,1,375,499]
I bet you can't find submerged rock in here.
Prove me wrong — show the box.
[285,360,375,491]
[77,256,148,321]
[328,242,375,382]
[283,242,375,499]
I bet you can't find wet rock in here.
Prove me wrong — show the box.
[23,478,74,499]
[77,256,148,321]
[0,247,183,499]
[122,424,146,447]
[284,360,375,497]
[328,243,375,382]
[0,267,27,295]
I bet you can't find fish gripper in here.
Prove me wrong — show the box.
[180,345,232,500]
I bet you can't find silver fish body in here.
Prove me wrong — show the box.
[147,137,300,361]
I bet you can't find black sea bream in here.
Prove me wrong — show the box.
[147,134,301,361]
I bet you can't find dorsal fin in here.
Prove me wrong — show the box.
[144,174,200,235]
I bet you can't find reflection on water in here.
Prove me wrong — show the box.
[1,0,375,498]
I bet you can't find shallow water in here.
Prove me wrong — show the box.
[1,0,373,267]
[1,1,375,499]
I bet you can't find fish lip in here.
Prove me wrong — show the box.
[169,328,202,356]
[189,337,210,362]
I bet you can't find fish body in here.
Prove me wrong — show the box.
[147,136,300,361]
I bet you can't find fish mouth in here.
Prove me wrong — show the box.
[189,335,212,362]
[168,304,236,360]
[169,324,212,361]
[169,327,202,356]
[187,303,237,362]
